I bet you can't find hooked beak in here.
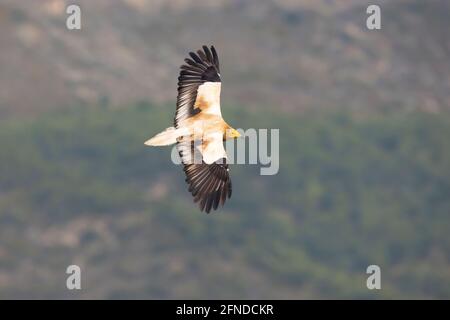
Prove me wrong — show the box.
[234,129,241,138]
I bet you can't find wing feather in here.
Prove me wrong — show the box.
[183,157,232,213]
[211,46,220,70]
[189,52,206,65]
[175,46,230,213]
[203,45,213,63]
[174,45,221,128]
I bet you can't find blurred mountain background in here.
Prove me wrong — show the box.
[2,0,450,115]
[0,0,449,298]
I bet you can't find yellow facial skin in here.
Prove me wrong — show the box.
[225,128,241,140]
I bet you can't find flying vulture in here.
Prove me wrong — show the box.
[145,45,240,213]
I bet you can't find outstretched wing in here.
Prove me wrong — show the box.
[175,46,231,213]
[177,129,232,213]
[174,45,221,129]
[184,157,232,213]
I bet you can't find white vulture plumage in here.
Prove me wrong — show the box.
[145,45,241,213]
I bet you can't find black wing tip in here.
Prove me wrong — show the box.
[182,161,231,214]
[204,45,217,53]
[184,45,219,69]
[198,189,228,213]
[198,180,232,213]
[179,46,220,81]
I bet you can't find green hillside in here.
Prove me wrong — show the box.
[0,104,449,298]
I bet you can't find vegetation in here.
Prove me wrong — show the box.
[0,103,449,299]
